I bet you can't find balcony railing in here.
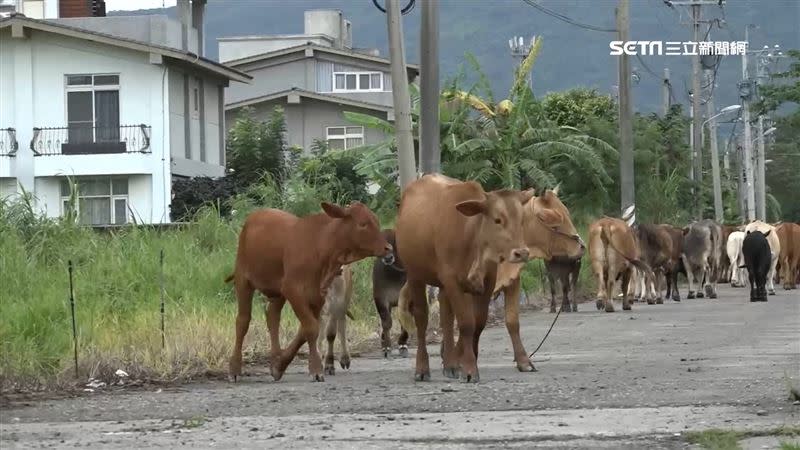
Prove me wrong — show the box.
[30,125,152,156]
[0,128,18,156]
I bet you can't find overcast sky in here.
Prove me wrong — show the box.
[106,0,176,11]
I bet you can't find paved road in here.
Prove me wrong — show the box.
[2,286,799,449]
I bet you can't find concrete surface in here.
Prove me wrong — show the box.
[1,285,799,448]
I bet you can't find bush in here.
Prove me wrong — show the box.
[170,177,238,222]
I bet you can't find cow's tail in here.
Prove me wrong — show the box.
[397,283,416,333]
[224,273,235,284]
[601,224,655,281]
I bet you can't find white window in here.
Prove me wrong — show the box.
[332,71,383,92]
[65,74,120,144]
[60,177,129,226]
[326,126,364,150]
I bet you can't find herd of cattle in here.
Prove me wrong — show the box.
[223,173,800,383]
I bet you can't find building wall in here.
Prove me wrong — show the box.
[52,16,198,55]
[226,98,389,153]
[0,177,17,199]
[0,28,170,222]
[34,174,155,222]
[218,35,332,63]
[315,60,394,107]
[226,58,310,105]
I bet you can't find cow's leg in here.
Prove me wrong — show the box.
[229,279,255,381]
[706,259,718,299]
[621,267,633,311]
[547,270,558,313]
[570,262,580,312]
[337,313,350,370]
[278,298,323,382]
[636,268,645,303]
[503,278,534,372]
[445,281,479,383]
[439,289,459,379]
[561,272,572,312]
[683,255,696,299]
[592,257,607,311]
[471,291,492,371]
[749,268,758,302]
[670,265,681,301]
[645,268,656,305]
[375,294,393,358]
[323,310,337,376]
[782,257,792,290]
[405,281,431,382]
[767,254,778,295]
[398,326,410,358]
[266,297,286,380]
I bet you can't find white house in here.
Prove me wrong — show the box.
[0,0,251,225]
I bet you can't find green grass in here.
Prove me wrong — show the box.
[686,427,800,450]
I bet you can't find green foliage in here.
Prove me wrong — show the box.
[225,105,287,189]
[686,429,743,450]
[542,88,618,128]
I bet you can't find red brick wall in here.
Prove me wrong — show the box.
[59,0,105,18]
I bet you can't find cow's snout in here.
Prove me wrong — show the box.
[510,248,530,263]
[382,242,394,257]
[381,252,396,266]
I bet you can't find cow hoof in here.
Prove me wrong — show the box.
[696,292,705,299]
[340,355,351,370]
[687,292,696,299]
[324,365,335,376]
[647,298,655,305]
[604,303,615,313]
[516,359,536,372]
[672,294,681,302]
[270,366,285,382]
[414,370,431,382]
[709,292,717,299]
[596,300,604,310]
[656,297,664,305]
[622,303,632,311]
[228,374,238,383]
[398,345,409,358]
[460,372,480,384]
[562,303,572,312]
[704,285,714,298]
[310,374,325,382]
[572,304,578,312]
[550,306,557,313]
[768,289,776,296]
[443,367,460,379]
[383,347,391,358]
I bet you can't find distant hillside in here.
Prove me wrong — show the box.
[114,0,799,114]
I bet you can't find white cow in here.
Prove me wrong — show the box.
[744,221,781,295]
[727,231,747,287]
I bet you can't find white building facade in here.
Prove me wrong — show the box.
[0,10,250,225]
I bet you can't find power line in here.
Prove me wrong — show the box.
[520,0,617,33]
[635,53,660,79]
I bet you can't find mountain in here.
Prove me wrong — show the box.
[114,0,799,115]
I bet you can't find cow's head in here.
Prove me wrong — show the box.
[321,201,392,259]
[455,188,534,265]
[379,228,402,269]
[524,187,585,260]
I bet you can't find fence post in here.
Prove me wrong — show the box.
[160,249,165,350]
[68,260,79,378]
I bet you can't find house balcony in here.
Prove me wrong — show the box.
[0,128,18,178]
[30,125,157,178]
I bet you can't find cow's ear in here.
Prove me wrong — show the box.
[536,208,562,227]
[746,230,751,234]
[519,189,535,205]
[455,199,487,217]
[682,227,689,236]
[321,202,349,219]
[764,230,771,237]
[551,184,560,197]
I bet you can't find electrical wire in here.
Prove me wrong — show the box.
[371,0,416,15]
[520,0,617,33]
[635,53,660,79]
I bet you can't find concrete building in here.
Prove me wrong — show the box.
[0,0,251,225]
[219,9,419,153]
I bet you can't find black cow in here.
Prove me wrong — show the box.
[372,229,410,357]
[742,230,772,302]
[545,256,581,313]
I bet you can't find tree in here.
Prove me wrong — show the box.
[542,88,617,128]
[226,105,287,190]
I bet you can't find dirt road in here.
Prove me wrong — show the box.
[2,286,799,449]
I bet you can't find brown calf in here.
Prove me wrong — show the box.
[318,264,354,375]
[775,222,800,290]
[661,224,686,301]
[632,224,673,304]
[545,256,582,313]
[589,217,653,312]
[226,202,391,382]
[395,174,533,383]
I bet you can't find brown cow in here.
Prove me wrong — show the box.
[589,217,653,312]
[490,188,585,372]
[545,256,582,313]
[395,174,533,383]
[317,264,354,375]
[632,224,673,304]
[776,222,800,290]
[661,224,686,301]
[226,202,391,382]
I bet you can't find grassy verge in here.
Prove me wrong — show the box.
[686,427,800,450]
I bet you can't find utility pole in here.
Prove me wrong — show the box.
[755,115,766,220]
[690,3,703,220]
[705,71,724,222]
[617,0,635,222]
[740,25,756,221]
[509,35,535,91]
[386,0,417,190]
[662,68,671,116]
[419,0,440,174]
